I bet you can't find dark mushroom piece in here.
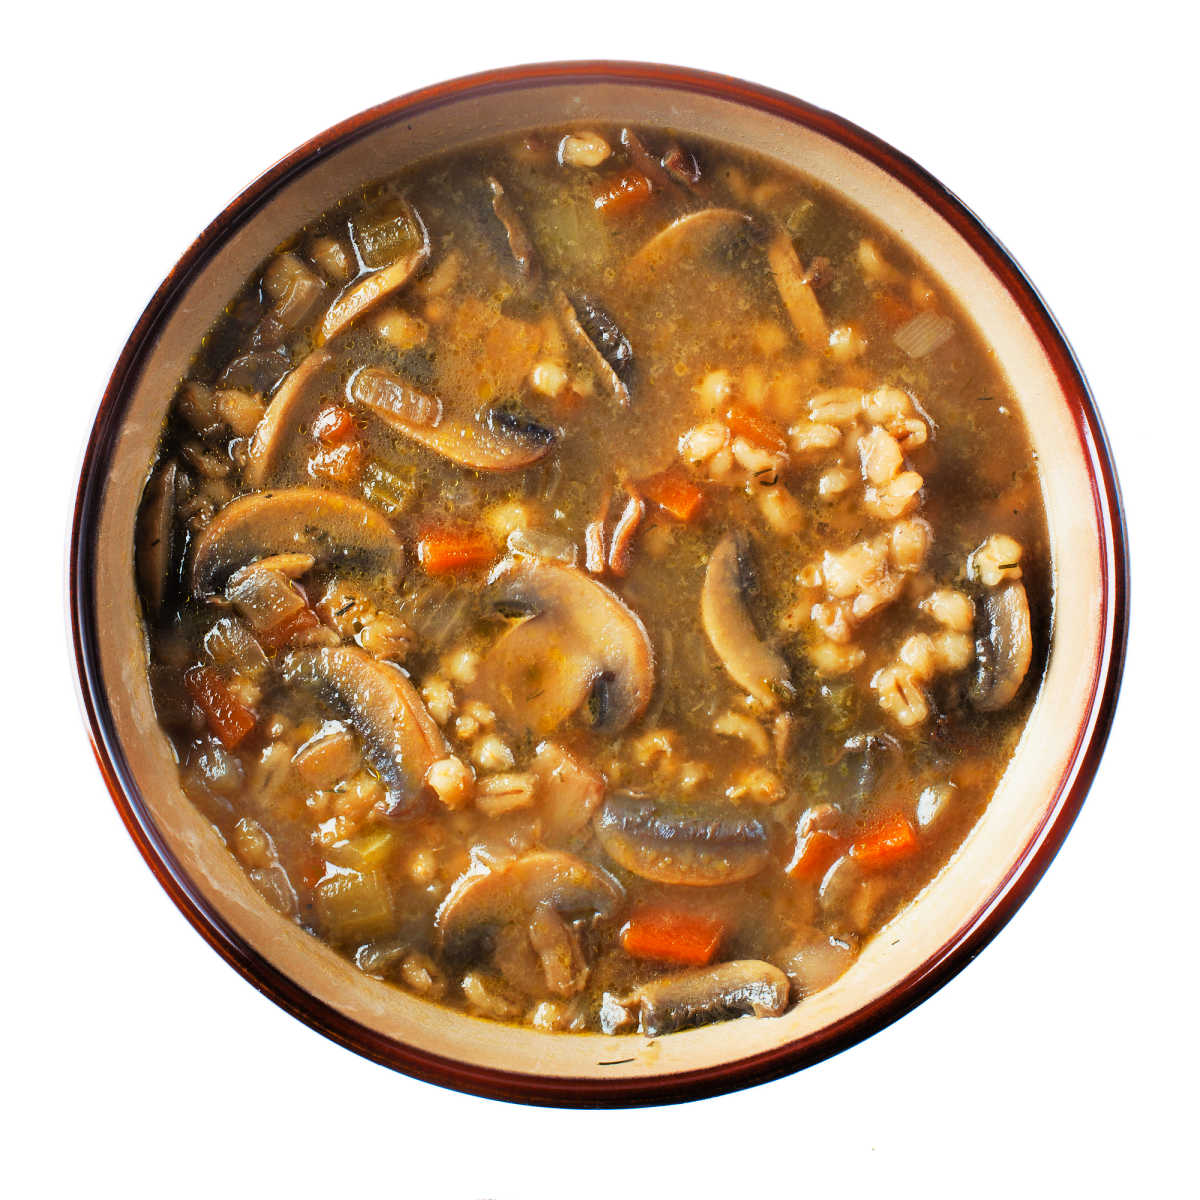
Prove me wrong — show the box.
[619,127,676,191]
[217,346,292,394]
[701,532,794,709]
[318,205,430,344]
[135,459,178,618]
[595,791,772,886]
[834,731,901,810]
[554,289,633,406]
[189,487,406,595]
[470,556,655,738]
[487,176,537,280]
[436,850,624,957]
[970,580,1033,711]
[350,366,554,472]
[281,645,447,817]
[244,347,336,488]
[602,960,790,1036]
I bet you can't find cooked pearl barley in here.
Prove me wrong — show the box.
[558,132,611,167]
[819,466,855,497]
[970,534,1024,586]
[472,733,515,772]
[426,756,474,810]
[530,360,569,398]
[921,588,974,632]
[696,369,733,411]
[828,323,867,362]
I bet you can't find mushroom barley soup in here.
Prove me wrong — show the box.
[136,125,1048,1036]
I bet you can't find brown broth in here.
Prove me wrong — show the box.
[137,125,1049,1035]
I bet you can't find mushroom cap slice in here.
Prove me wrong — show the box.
[595,791,772,886]
[350,366,554,472]
[243,348,337,488]
[611,960,790,1036]
[281,645,446,817]
[970,580,1033,711]
[701,532,794,709]
[625,208,755,281]
[436,850,625,954]
[471,557,655,737]
[766,229,829,348]
[135,458,178,618]
[487,176,537,280]
[318,210,429,343]
[554,288,631,406]
[190,487,405,595]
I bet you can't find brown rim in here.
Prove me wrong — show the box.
[68,60,1129,1108]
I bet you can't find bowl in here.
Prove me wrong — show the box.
[69,61,1128,1106]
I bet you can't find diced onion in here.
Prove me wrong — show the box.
[507,526,579,565]
[203,617,268,676]
[893,312,955,358]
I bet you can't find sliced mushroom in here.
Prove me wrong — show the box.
[555,288,633,405]
[281,645,447,817]
[135,458,178,617]
[190,487,405,595]
[595,791,771,886]
[835,731,901,810]
[243,348,336,488]
[767,229,829,348]
[350,366,554,472]
[436,850,624,956]
[701,532,793,709]
[970,580,1033,711]
[818,854,890,935]
[487,176,537,279]
[606,960,790,1036]
[318,208,429,344]
[470,557,655,737]
[619,127,676,192]
[528,902,589,997]
[625,208,755,280]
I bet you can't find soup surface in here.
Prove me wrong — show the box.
[136,125,1048,1036]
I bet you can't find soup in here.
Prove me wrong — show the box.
[135,124,1048,1036]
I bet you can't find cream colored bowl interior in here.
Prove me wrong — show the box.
[90,80,1104,1083]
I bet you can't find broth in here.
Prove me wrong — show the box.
[136,124,1048,1035]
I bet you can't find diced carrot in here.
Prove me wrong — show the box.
[184,666,256,749]
[850,812,920,870]
[309,439,365,486]
[786,830,844,881]
[874,293,915,327]
[724,405,788,454]
[417,527,495,575]
[640,469,705,522]
[312,404,357,446]
[620,907,725,966]
[594,171,654,216]
[256,605,320,653]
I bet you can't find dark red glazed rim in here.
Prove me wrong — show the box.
[69,61,1129,1108]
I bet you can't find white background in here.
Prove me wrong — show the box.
[5,2,1195,1196]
